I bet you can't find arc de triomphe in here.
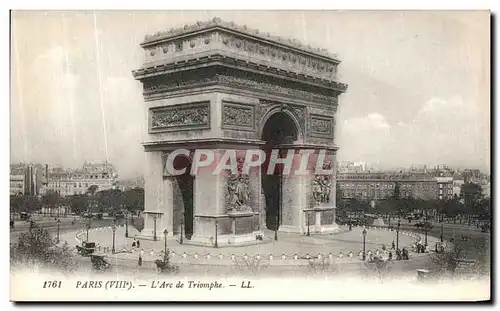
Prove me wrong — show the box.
[132,18,348,246]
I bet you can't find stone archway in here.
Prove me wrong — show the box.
[261,111,299,231]
[133,18,347,244]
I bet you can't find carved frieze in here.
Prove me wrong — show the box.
[221,102,255,131]
[149,102,210,132]
[218,32,337,78]
[143,17,339,60]
[312,175,331,205]
[143,74,336,104]
[310,115,334,138]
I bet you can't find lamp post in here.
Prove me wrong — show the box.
[163,229,168,261]
[396,220,401,250]
[274,213,278,241]
[125,212,129,238]
[214,218,218,248]
[362,229,367,261]
[180,212,184,245]
[112,219,116,254]
[153,215,157,241]
[86,223,90,242]
[440,223,444,243]
[307,211,310,236]
[56,219,60,244]
[424,224,428,246]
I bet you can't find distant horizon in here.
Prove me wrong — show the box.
[9,159,491,179]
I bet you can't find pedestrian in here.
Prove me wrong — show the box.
[132,239,136,248]
[388,251,392,261]
[435,243,438,253]
[392,241,395,250]
[138,248,144,267]
[137,239,141,248]
[396,249,401,260]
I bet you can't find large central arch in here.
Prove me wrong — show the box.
[261,111,299,230]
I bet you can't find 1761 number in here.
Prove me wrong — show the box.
[43,281,62,288]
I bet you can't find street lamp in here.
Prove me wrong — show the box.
[180,212,184,245]
[163,229,168,261]
[125,212,129,238]
[153,215,157,241]
[274,213,279,241]
[56,219,61,244]
[440,223,444,243]
[112,219,116,254]
[214,218,219,248]
[396,220,401,250]
[307,211,310,236]
[424,224,428,246]
[362,229,367,261]
[86,223,90,242]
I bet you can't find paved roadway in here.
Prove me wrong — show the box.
[10,218,121,243]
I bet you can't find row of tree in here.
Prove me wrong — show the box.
[336,181,491,221]
[10,186,145,217]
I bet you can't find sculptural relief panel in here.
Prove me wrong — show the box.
[221,101,255,132]
[149,101,210,133]
[309,114,334,138]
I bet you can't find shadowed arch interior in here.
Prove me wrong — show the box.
[172,154,194,239]
[261,112,299,230]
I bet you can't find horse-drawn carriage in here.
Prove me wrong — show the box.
[76,242,96,256]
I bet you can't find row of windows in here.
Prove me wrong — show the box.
[340,190,413,198]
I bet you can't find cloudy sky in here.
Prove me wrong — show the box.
[10,11,490,178]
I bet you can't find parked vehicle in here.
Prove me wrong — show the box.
[20,212,29,221]
[76,242,96,256]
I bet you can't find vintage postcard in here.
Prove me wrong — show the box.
[9,10,491,301]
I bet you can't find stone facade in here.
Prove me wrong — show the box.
[133,18,347,244]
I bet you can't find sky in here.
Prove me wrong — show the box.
[10,10,490,179]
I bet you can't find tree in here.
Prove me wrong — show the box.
[392,182,401,200]
[87,185,99,195]
[22,195,41,214]
[10,227,79,272]
[10,195,24,216]
[97,189,124,213]
[123,187,145,214]
[68,195,88,215]
[41,190,61,216]
[461,182,483,210]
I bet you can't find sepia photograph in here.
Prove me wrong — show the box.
[8,9,491,302]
